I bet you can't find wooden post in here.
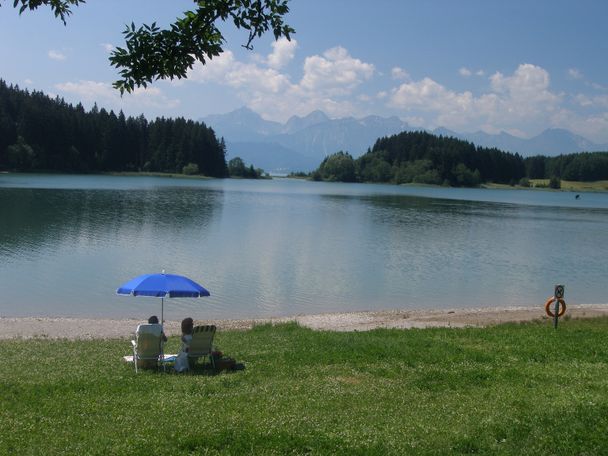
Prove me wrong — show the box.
[553,284,564,329]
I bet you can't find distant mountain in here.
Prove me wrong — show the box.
[274,115,412,159]
[434,127,608,157]
[225,141,319,173]
[203,107,608,172]
[282,110,330,134]
[524,129,606,156]
[202,108,411,172]
[204,107,281,141]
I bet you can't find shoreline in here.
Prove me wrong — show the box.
[2,303,608,340]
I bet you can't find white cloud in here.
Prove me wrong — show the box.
[403,116,425,127]
[24,78,33,85]
[54,80,180,111]
[267,38,297,69]
[389,64,564,135]
[101,43,114,53]
[574,93,608,109]
[590,82,607,91]
[55,80,112,101]
[299,46,374,95]
[130,86,181,110]
[574,94,593,107]
[391,67,410,80]
[390,77,472,112]
[568,68,583,79]
[460,67,485,77]
[161,36,608,142]
[189,50,291,93]
[48,50,66,61]
[489,65,560,122]
[459,67,472,77]
[551,109,608,143]
[188,44,375,120]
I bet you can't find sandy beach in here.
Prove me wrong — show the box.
[2,303,608,340]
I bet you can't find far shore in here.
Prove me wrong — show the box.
[4,171,608,193]
[2,303,608,340]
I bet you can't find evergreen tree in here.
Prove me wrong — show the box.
[0,79,228,176]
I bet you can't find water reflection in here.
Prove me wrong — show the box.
[0,187,222,261]
[1,175,607,319]
[0,185,223,318]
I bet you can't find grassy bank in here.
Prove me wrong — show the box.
[2,319,608,455]
[484,179,608,192]
[532,179,608,192]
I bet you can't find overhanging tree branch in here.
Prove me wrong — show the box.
[3,0,294,94]
[6,0,85,24]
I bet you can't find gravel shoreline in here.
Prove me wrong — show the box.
[2,303,608,340]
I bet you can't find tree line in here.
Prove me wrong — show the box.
[0,79,229,176]
[311,131,608,186]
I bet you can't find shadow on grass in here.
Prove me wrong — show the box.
[184,360,246,377]
[139,359,246,376]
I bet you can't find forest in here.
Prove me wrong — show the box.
[0,80,228,177]
[312,131,608,187]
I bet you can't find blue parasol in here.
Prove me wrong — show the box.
[116,271,210,323]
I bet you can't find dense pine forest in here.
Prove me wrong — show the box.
[0,80,228,176]
[313,131,608,187]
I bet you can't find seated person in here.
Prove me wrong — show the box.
[135,315,167,369]
[174,317,194,372]
[147,315,168,343]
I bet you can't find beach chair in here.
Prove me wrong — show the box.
[188,325,216,369]
[131,324,164,373]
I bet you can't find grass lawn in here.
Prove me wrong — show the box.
[1,319,608,455]
[529,179,608,192]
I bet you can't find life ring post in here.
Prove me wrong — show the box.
[545,284,566,329]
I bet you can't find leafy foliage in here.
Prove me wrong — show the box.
[549,175,561,189]
[526,152,608,182]
[3,0,293,93]
[312,131,524,187]
[364,131,524,186]
[110,0,293,93]
[311,131,608,187]
[0,80,228,176]
[518,177,530,187]
[182,162,199,175]
[4,0,85,24]
[228,156,264,178]
[312,151,357,182]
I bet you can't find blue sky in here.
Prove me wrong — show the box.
[1,0,607,142]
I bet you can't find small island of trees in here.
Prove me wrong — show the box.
[310,131,608,187]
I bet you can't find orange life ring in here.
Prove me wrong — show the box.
[544,297,566,317]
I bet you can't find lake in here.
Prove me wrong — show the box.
[0,173,607,321]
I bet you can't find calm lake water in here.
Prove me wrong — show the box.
[0,173,607,320]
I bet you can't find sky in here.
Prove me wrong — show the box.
[1,0,608,142]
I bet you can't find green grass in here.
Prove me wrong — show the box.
[530,179,608,192]
[484,179,608,192]
[2,319,608,455]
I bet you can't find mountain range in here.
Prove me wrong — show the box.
[201,107,608,173]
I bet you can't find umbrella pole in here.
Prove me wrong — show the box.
[160,296,165,371]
